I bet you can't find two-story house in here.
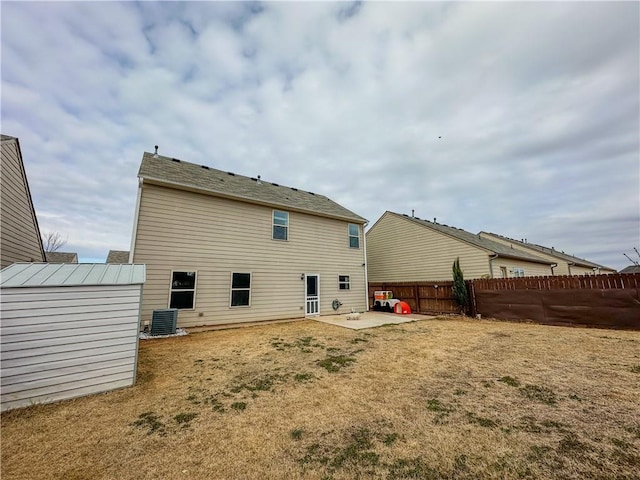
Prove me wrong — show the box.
[1,134,45,268]
[130,151,368,328]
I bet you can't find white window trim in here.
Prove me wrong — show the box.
[168,270,197,310]
[272,209,289,241]
[229,271,252,308]
[348,223,360,249]
[338,274,351,290]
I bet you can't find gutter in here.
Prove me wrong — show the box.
[362,221,369,311]
[141,176,368,225]
[488,254,499,278]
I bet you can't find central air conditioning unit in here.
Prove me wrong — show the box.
[151,309,178,336]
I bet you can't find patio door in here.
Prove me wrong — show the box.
[305,274,320,316]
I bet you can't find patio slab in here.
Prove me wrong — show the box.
[312,311,432,330]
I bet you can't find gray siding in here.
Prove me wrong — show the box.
[1,138,44,268]
[0,284,142,411]
[132,183,367,327]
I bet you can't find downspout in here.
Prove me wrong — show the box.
[128,178,143,263]
[488,254,499,278]
[550,263,558,276]
[567,262,574,276]
[362,221,369,311]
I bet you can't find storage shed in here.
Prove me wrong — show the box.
[1,263,146,411]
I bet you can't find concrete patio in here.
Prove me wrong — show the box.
[312,311,432,330]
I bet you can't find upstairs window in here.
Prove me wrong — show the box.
[231,272,252,307]
[273,210,289,240]
[348,223,360,248]
[339,275,350,290]
[170,271,196,309]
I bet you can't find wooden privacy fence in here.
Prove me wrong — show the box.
[369,273,640,330]
[471,273,640,330]
[368,281,461,314]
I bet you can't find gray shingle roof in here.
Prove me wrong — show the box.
[480,232,614,270]
[138,152,367,223]
[45,251,78,263]
[106,250,130,263]
[619,265,640,274]
[1,134,17,142]
[1,263,146,287]
[389,212,554,264]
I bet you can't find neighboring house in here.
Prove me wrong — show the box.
[45,251,78,263]
[478,232,616,275]
[130,151,368,328]
[106,250,130,264]
[620,265,640,274]
[1,134,45,268]
[366,211,555,282]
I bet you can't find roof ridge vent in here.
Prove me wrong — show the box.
[291,187,298,191]
[309,192,315,195]
[272,182,279,187]
[172,158,180,163]
[201,165,209,170]
[227,171,235,176]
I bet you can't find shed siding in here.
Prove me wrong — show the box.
[0,284,141,411]
[0,138,44,268]
[132,184,366,327]
[366,213,491,282]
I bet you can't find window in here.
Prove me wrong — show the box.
[348,223,360,248]
[170,271,196,309]
[231,272,251,307]
[512,267,525,278]
[273,210,289,240]
[339,275,350,290]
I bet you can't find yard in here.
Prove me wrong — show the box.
[1,316,639,479]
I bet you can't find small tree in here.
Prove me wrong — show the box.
[452,257,468,314]
[42,231,67,253]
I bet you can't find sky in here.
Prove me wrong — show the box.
[2,1,639,270]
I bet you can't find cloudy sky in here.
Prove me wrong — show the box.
[2,1,638,270]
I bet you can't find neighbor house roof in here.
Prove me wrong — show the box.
[620,265,640,274]
[387,212,554,265]
[479,232,614,270]
[106,250,130,264]
[45,251,78,263]
[1,263,146,287]
[138,152,367,224]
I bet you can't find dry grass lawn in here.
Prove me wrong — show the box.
[2,316,639,479]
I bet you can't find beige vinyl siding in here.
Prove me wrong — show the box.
[478,233,604,276]
[490,258,553,278]
[132,184,366,328]
[1,139,44,268]
[366,212,491,282]
[0,284,142,412]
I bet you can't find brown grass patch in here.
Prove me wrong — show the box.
[2,317,639,479]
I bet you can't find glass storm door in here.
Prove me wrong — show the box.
[305,274,320,316]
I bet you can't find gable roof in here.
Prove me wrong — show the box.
[1,263,146,287]
[381,212,554,265]
[45,251,78,263]
[620,265,640,274]
[138,152,367,224]
[479,231,614,270]
[106,250,130,264]
[1,134,46,265]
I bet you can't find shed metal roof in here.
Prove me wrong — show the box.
[0,263,146,287]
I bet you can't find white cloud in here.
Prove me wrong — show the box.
[1,1,637,268]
